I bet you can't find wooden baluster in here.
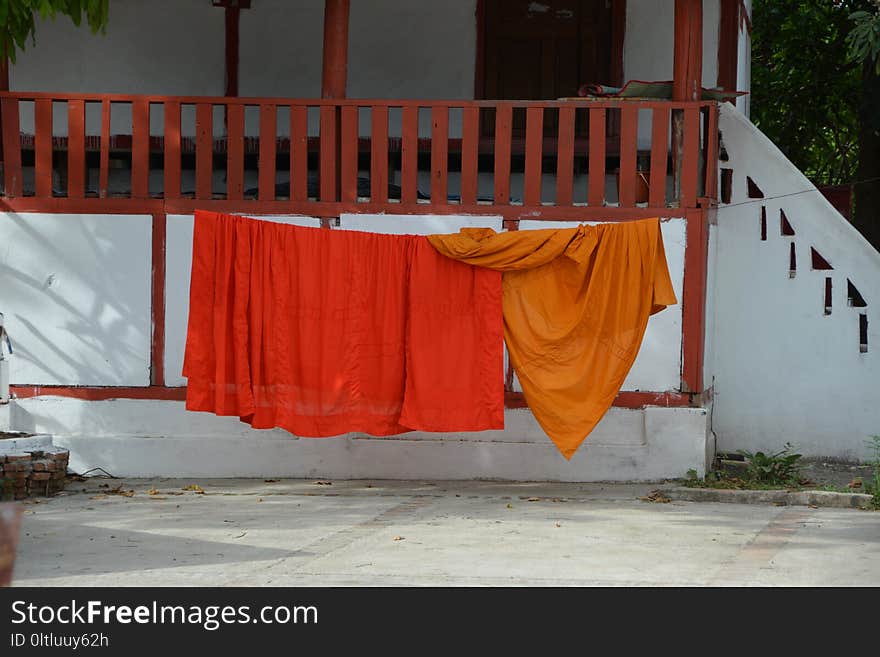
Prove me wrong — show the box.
[400,105,419,204]
[195,103,213,200]
[649,106,670,207]
[371,105,389,203]
[319,105,337,202]
[588,107,606,206]
[34,99,53,198]
[289,105,308,201]
[99,99,110,198]
[681,105,700,207]
[131,99,150,199]
[164,101,181,200]
[618,105,638,207]
[226,103,244,200]
[258,103,277,201]
[1,98,22,197]
[555,105,575,206]
[493,103,512,205]
[460,106,479,205]
[703,104,719,200]
[431,106,448,204]
[340,105,358,202]
[67,100,86,198]
[524,107,543,206]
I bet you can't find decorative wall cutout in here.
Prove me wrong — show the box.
[860,314,869,353]
[721,168,733,204]
[780,210,795,236]
[811,247,833,270]
[824,277,832,315]
[746,176,764,198]
[848,280,867,307]
[789,243,796,278]
[760,206,767,241]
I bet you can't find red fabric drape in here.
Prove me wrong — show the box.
[183,211,503,436]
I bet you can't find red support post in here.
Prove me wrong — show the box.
[673,0,703,103]
[321,0,350,99]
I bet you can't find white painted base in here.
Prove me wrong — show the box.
[8,397,710,482]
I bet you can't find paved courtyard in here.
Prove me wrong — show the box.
[10,479,880,586]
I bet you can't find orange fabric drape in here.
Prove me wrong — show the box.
[183,211,504,436]
[428,218,677,459]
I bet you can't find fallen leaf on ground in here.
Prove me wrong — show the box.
[315,481,333,486]
[107,485,135,497]
[392,535,404,541]
[89,494,107,500]
[233,531,248,539]
[182,484,205,494]
[527,497,541,502]
[808,504,819,509]
[555,522,562,528]
[639,490,671,504]
[257,498,263,502]
[506,503,513,509]
[147,488,160,495]
[264,479,279,483]
[848,478,863,489]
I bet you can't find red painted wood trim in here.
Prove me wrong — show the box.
[493,104,512,204]
[195,103,213,200]
[523,107,543,206]
[164,101,181,199]
[430,106,449,205]
[555,106,575,206]
[680,106,700,206]
[717,0,739,98]
[321,0,350,99]
[673,0,703,102]
[681,207,708,393]
[1,98,22,196]
[0,196,688,222]
[224,4,241,98]
[319,105,337,201]
[649,106,670,207]
[400,106,419,204]
[0,91,714,111]
[290,105,309,202]
[258,104,277,201]
[66,100,86,199]
[9,385,688,408]
[505,390,692,410]
[460,106,479,205]
[704,104,719,200]
[618,105,638,207]
[371,105,389,203]
[34,99,53,198]
[150,212,167,387]
[10,386,187,401]
[588,108,606,206]
[99,99,110,198]
[226,103,244,200]
[131,99,150,199]
[0,56,7,163]
[340,105,359,202]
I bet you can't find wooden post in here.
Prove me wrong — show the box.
[672,0,703,202]
[0,56,8,169]
[717,0,739,99]
[322,0,350,99]
[212,0,251,97]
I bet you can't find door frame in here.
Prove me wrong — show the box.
[473,0,627,100]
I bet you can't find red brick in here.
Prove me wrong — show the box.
[30,472,51,481]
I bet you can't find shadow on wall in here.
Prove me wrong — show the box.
[0,212,152,386]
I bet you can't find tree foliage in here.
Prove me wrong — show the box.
[0,0,109,63]
[751,0,868,186]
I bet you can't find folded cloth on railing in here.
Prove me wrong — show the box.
[183,211,503,436]
[576,80,747,101]
[428,218,677,459]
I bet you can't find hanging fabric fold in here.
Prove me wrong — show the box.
[183,211,504,437]
[428,218,677,459]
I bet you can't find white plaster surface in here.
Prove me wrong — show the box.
[10,397,709,481]
[712,105,880,460]
[338,213,503,235]
[0,213,152,386]
[164,214,322,387]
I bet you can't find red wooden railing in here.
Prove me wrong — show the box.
[0,92,719,212]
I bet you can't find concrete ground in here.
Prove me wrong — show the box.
[10,478,880,586]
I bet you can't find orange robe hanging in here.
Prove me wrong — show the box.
[428,218,677,459]
[183,211,504,436]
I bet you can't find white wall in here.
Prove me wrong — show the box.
[0,213,152,386]
[712,105,879,461]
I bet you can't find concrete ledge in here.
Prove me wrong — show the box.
[660,486,874,510]
[0,433,53,455]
